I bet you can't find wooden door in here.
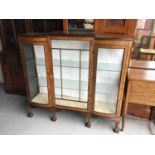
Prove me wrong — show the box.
[50,36,94,112]
[19,37,55,108]
[92,40,131,117]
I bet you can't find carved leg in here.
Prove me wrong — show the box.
[114,120,120,133]
[121,114,126,132]
[85,113,91,128]
[121,81,131,132]
[27,104,33,118]
[51,109,57,121]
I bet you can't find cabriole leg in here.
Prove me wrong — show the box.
[27,104,33,118]
[51,109,57,121]
[114,119,120,133]
[85,113,91,128]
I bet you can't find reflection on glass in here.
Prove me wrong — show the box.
[68,19,94,31]
[23,44,49,104]
[51,40,90,109]
[94,48,124,114]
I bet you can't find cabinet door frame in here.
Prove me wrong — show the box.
[49,36,94,112]
[19,37,55,108]
[92,40,132,118]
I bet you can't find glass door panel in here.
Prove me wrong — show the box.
[22,44,49,104]
[94,48,124,114]
[51,40,90,109]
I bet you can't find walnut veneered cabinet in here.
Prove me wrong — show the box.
[19,35,132,133]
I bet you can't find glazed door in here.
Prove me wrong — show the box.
[93,46,125,114]
[20,40,53,107]
[51,39,92,110]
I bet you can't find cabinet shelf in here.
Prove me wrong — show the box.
[52,59,122,72]
[56,99,87,109]
[96,83,119,95]
[31,93,48,104]
[94,101,116,114]
[54,79,88,91]
[51,48,89,51]
[53,59,89,69]
[97,63,122,72]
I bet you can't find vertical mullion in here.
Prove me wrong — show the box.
[59,49,63,99]
[79,49,81,101]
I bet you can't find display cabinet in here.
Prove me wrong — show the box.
[19,34,132,132]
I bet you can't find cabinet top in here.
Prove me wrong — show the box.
[128,68,155,82]
[129,60,155,70]
[19,31,134,41]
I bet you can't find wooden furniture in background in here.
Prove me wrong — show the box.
[132,19,154,59]
[0,19,63,95]
[30,19,63,33]
[149,37,155,49]
[139,48,155,60]
[19,33,132,132]
[128,60,155,121]
[122,67,155,131]
[63,19,137,36]
[0,19,29,94]
[95,19,137,35]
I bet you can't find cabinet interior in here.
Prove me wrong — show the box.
[51,40,90,109]
[94,48,124,114]
[23,44,49,104]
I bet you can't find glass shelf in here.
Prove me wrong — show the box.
[55,87,88,102]
[96,70,121,85]
[97,63,122,72]
[54,79,88,91]
[53,59,89,69]
[96,83,119,95]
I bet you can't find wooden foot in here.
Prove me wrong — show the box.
[51,110,57,122]
[121,115,126,132]
[114,121,120,133]
[27,112,33,118]
[27,104,33,118]
[85,121,91,128]
[85,114,91,128]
